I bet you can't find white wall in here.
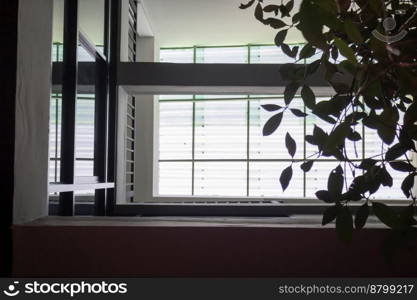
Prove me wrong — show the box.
[14,0,54,223]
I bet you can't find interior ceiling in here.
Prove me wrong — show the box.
[52,0,304,47]
[143,0,304,47]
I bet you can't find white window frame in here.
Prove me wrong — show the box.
[126,86,416,205]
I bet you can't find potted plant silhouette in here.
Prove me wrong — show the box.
[240,0,417,248]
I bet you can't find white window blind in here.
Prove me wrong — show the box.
[157,46,408,200]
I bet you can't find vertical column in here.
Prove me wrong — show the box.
[94,57,109,216]
[0,0,19,277]
[107,0,122,214]
[59,0,79,216]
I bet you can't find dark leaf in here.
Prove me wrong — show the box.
[281,44,298,58]
[401,173,416,198]
[336,206,353,243]
[305,135,317,145]
[333,38,357,64]
[239,0,255,9]
[404,101,417,127]
[254,3,264,22]
[263,4,280,15]
[279,165,293,191]
[322,205,339,225]
[316,190,333,203]
[389,161,415,173]
[263,112,283,136]
[372,202,398,228]
[301,85,316,109]
[301,160,314,172]
[341,190,362,201]
[284,82,300,105]
[386,143,407,161]
[326,122,350,150]
[313,125,328,144]
[378,167,393,187]
[285,0,294,13]
[261,104,282,112]
[274,30,287,47]
[285,132,297,157]
[290,108,307,117]
[377,125,396,145]
[344,18,364,44]
[299,43,316,59]
[347,130,361,142]
[355,202,369,229]
[328,165,344,197]
[264,18,287,29]
[358,159,377,170]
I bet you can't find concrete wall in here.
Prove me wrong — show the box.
[14,0,53,224]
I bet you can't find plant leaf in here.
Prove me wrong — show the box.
[263,112,283,136]
[322,205,339,225]
[355,202,369,229]
[336,206,353,243]
[279,165,293,191]
[290,108,307,117]
[316,190,333,203]
[264,18,287,29]
[274,30,287,47]
[301,85,316,109]
[263,4,280,15]
[299,43,316,59]
[239,0,255,9]
[389,161,415,173]
[301,160,314,172]
[344,18,364,44]
[401,173,416,198]
[285,132,297,157]
[261,104,282,112]
[372,202,398,228]
[328,165,344,197]
[284,82,300,105]
[254,3,264,22]
[385,143,407,161]
[333,38,357,64]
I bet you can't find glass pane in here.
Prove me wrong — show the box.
[49,96,62,183]
[159,95,193,101]
[364,127,383,159]
[371,165,410,200]
[195,95,247,100]
[306,161,355,198]
[250,45,297,64]
[195,100,247,159]
[249,162,304,198]
[160,48,194,63]
[194,162,246,196]
[79,0,105,48]
[195,47,248,64]
[250,97,304,159]
[75,96,95,177]
[159,102,193,160]
[158,162,192,196]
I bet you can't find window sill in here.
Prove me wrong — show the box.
[20,215,387,229]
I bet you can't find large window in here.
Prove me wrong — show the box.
[156,45,408,201]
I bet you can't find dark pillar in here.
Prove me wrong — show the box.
[0,0,19,277]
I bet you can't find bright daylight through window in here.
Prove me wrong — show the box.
[156,45,408,201]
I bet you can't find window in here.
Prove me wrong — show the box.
[154,45,410,201]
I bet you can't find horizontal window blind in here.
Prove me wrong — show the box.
[158,45,408,200]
